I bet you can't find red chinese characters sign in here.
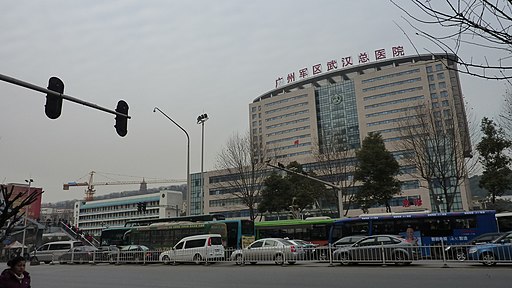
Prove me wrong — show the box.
[274,45,405,88]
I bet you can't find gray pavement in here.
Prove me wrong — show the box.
[11,262,512,288]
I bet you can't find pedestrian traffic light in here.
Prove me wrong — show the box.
[45,77,64,119]
[115,100,129,137]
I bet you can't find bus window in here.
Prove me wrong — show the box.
[371,221,395,235]
[453,216,476,229]
[423,218,452,237]
[342,222,369,236]
[241,220,254,236]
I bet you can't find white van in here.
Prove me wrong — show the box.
[159,234,225,264]
[30,241,84,264]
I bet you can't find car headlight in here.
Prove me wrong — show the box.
[468,247,477,253]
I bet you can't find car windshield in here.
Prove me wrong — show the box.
[492,232,512,243]
[279,239,294,246]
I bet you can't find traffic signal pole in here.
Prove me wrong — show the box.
[0,73,130,135]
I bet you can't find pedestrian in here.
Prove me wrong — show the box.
[0,256,31,288]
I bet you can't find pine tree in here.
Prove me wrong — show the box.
[476,118,512,203]
[354,133,401,213]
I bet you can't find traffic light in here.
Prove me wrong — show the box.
[137,202,142,212]
[45,77,64,119]
[115,100,129,137]
[142,202,147,213]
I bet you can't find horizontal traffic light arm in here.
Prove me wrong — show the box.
[0,73,131,119]
[266,162,340,189]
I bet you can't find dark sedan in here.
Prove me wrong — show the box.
[59,246,98,264]
[108,245,159,264]
[333,235,419,265]
[467,231,512,266]
[445,232,504,261]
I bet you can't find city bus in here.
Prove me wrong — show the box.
[123,215,253,249]
[255,217,335,246]
[496,212,512,232]
[99,227,131,246]
[123,221,228,250]
[329,210,498,247]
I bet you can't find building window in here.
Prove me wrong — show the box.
[431,93,438,99]
[435,63,443,71]
[428,75,434,82]
[439,82,447,89]
[442,100,449,107]
[432,102,440,108]
[429,84,436,91]
[440,91,448,98]
[426,66,433,73]
[437,73,445,80]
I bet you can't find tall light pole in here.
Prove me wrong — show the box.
[197,113,209,215]
[153,107,191,216]
[21,178,33,256]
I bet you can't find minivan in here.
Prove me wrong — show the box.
[159,234,225,264]
[30,241,84,264]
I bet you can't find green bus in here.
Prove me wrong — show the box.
[123,221,228,250]
[255,217,335,246]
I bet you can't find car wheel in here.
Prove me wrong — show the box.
[338,253,351,265]
[44,261,51,264]
[394,251,409,265]
[193,254,203,265]
[162,255,171,265]
[288,261,296,265]
[481,252,497,266]
[274,254,284,265]
[234,254,244,265]
[30,257,39,265]
[249,261,257,265]
[456,250,467,262]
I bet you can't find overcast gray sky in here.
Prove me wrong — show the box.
[0,0,507,203]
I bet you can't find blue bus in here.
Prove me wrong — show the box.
[329,210,498,248]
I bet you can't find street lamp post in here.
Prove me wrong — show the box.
[21,178,33,256]
[197,113,209,215]
[153,107,191,216]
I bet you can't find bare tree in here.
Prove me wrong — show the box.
[395,104,477,212]
[392,0,512,80]
[0,184,44,242]
[215,132,268,221]
[312,135,356,216]
[500,88,512,137]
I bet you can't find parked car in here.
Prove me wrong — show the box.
[467,231,512,266]
[59,245,98,264]
[333,235,418,265]
[230,238,305,265]
[96,245,120,262]
[333,235,366,247]
[445,232,504,261]
[159,234,225,265]
[287,239,318,260]
[108,245,159,264]
[30,241,84,264]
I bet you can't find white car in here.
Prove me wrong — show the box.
[230,238,304,265]
[159,234,225,264]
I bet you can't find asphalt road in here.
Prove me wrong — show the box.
[18,262,512,288]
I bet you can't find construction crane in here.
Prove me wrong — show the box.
[63,171,186,201]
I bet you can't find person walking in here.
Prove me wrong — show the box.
[0,256,31,288]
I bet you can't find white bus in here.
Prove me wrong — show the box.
[496,212,512,232]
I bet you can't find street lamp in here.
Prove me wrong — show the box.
[153,107,191,216]
[21,178,33,256]
[197,113,209,215]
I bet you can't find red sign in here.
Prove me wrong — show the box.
[274,45,405,88]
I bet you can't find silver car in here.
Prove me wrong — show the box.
[231,238,304,265]
[333,235,418,265]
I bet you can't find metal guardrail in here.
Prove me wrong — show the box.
[30,243,512,267]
